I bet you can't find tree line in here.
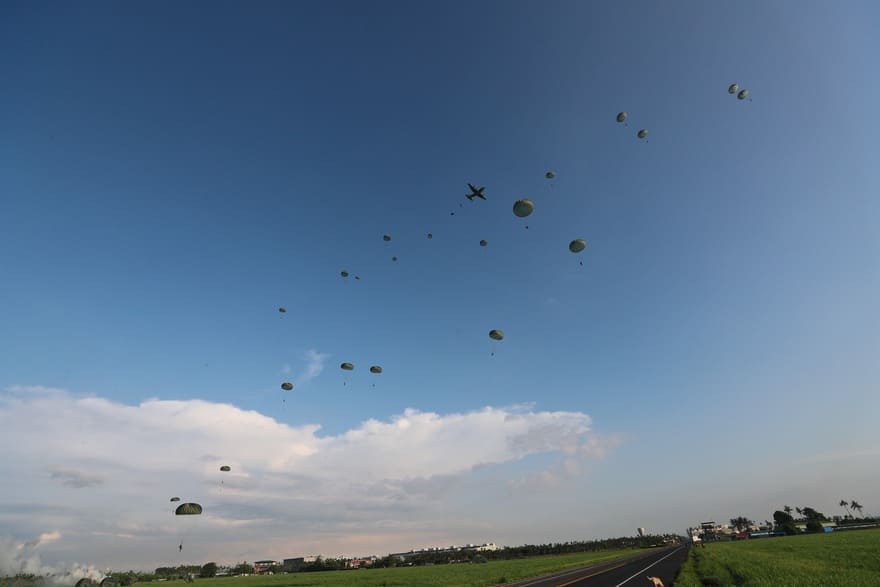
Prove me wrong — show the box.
[719,499,872,538]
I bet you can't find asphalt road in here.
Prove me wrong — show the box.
[502,545,690,587]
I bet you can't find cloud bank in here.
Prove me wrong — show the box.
[0,386,614,570]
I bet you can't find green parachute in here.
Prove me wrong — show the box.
[175,503,202,516]
[479,239,488,247]
[489,329,504,341]
[545,171,556,179]
[637,129,648,139]
[369,365,383,374]
[569,239,586,253]
[383,234,392,242]
[170,497,180,502]
[728,83,739,94]
[281,382,293,391]
[737,89,749,100]
[220,465,231,472]
[513,199,534,218]
[616,112,627,123]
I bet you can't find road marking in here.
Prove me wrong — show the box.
[556,562,627,587]
[613,546,684,587]
[510,556,639,587]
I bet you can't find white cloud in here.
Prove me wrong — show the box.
[0,386,614,570]
[39,531,62,545]
[48,468,105,489]
[295,349,329,386]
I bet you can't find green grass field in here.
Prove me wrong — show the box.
[674,529,880,586]
[141,549,636,587]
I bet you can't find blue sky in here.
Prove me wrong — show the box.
[2,0,879,573]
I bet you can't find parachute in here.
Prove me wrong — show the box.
[545,171,556,179]
[637,129,648,139]
[340,362,354,371]
[737,89,749,100]
[220,465,231,472]
[616,112,627,123]
[170,497,180,502]
[392,256,398,262]
[513,199,534,218]
[479,239,488,247]
[383,234,392,242]
[489,329,504,341]
[175,503,202,515]
[278,307,286,313]
[728,83,739,94]
[281,382,293,391]
[426,233,433,239]
[569,239,586,253]
[341,270,349,278]
[369,365,383,374]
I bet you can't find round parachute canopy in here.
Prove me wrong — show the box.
[737,89,749,100]
[569,239,586,253]
[513,199,534,218]
[369,365,383,374]
[383,234,392,242]
[392,256,398,262]
[341,270,349,278]
[426,233,433,239]
[489,329,504,341]
[616,112,627,123]
[545,171,556,179]
[170,497,181,502]
[281,382,293,391]
[637,129,648,139]
[340,362,354,371]
[479,239,488,247]
[220,465,231,472]
[278,307,286,313]
[728,83,739,94]
[175,503,203,516]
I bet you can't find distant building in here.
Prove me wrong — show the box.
[637,528,647,537]
[252,560,278,575]
[389,542,500,560]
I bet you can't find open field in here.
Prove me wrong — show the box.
[674,528,880,586]
[140,550,636,587]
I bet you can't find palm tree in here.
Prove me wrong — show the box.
[839,499,853,519]
[796,507,803,518]
[851,500,863,518]
[784,505,793,516]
